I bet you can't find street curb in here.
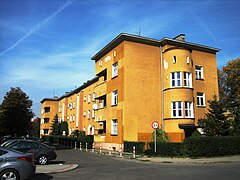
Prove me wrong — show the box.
[36,163,79,174]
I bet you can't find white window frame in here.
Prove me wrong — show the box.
[111,119,118,135]
[196,65,203,79]
[83,111,86,117]
[92,92,96,102]
[88,94,91,103]
[112,62,118,78]
[183,72,192,87]
[171,101,183,117]
[92,109,95,118]
[185,101,193,118]
[87,110,91,119]
[170,72,182,87]
[197,92,205,106]
[186,56,190,64]
[173,56,177,64]
[112,90,118,106]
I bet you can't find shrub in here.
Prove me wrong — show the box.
[148,142,186,157]
[124,141,145,154]
[184,136,240,157]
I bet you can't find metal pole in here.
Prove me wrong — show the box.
[79,142,82,151]
[133,146,136,159]
[86,143,88,152]
[154,129,157,153]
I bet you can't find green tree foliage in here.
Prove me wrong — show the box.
[31,118,40,138]
[219,58,240,116]
[198,96,230,136]
[0,87,34,137]
[153,126,170,142]
[51,114,60,136]
[60,121,68,136]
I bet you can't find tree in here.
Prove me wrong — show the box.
[219,58,240,117]
[0,87,34,137]
[31,117,40,138]
[51,114,60,137]
[153,126,170,142]
[198,96,230,136]
[60,121,68,136]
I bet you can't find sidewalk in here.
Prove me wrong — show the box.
[36,163,78,174]
[136,155,240,164]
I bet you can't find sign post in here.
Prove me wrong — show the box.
[151,121,159,153]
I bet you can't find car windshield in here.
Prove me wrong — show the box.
[1,140,18,147]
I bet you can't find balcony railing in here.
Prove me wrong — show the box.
[95,108,107,122]
[94,81,107,98]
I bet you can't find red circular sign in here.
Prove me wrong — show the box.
[151,121,159,129]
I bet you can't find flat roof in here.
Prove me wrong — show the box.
[91,33,220,60]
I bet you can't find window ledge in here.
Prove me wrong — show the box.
[197,105,206,108]
[196,78,204,81]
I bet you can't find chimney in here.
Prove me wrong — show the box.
[173,34,186,41]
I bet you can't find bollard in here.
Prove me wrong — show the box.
[119,144,123,157]
[100,144,102,154]
[86,143,88,152]
[79,142,82,151]
[71,142,73,148]
[75,142,77,150]
[92,143,95,152]
[109,146,112,155]
[133,146,136,159]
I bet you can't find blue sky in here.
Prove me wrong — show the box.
[0,0,240,117]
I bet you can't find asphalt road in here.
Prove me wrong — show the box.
[31,148,240,180]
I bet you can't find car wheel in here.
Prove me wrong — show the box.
[0,169,19,180]
[38,155,48,165]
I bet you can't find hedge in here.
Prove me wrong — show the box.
[184,136,240,157]
[148,142,186,157]
[59,136,93,149]
[147,136,240,157]
[124,141,145,154]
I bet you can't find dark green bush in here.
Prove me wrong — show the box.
[124,141,145,154]
[148,142,186,157]
[59,135,93,148]
[185,136,240,157]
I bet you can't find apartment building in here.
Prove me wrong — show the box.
[40,33,219,149]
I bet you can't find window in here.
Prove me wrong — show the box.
[197,92,205,106]
[92,110,95,118]
[88,94,91,103]
[92,92,96,102]
[112,90,118,106]
[196,65,203,79]
[84,96,86,102]
[43,129,49,135]
[111,119,118,135]
[83,111,86,117]
[183,72,192,87]
[171,72,182,87]
[44,107,50,113]
[173,56,177,64]
[43,118,49,124]
[171,101,183,117]
[186,56,190,64]
[88,110,91,119]
[112,62,118,78]
[185,102,193,117]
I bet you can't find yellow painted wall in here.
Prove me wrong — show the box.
[40,100,58,137]
[123,41,161,142]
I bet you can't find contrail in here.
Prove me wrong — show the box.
[0,0,74,56]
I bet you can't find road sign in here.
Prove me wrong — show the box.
[151,121,159,129]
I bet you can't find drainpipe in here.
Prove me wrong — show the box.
[160,45,164,129]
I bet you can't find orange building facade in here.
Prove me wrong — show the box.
[40,33,219,150]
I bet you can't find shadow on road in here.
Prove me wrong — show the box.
[28,173,53,180]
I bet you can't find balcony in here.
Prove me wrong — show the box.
[95,108,107,122]
[94,81,107,98]
[94,134,106,142]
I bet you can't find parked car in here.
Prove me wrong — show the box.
[0,147,36,180]
[4,140,57,165]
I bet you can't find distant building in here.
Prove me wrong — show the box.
[40,33,219,150]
